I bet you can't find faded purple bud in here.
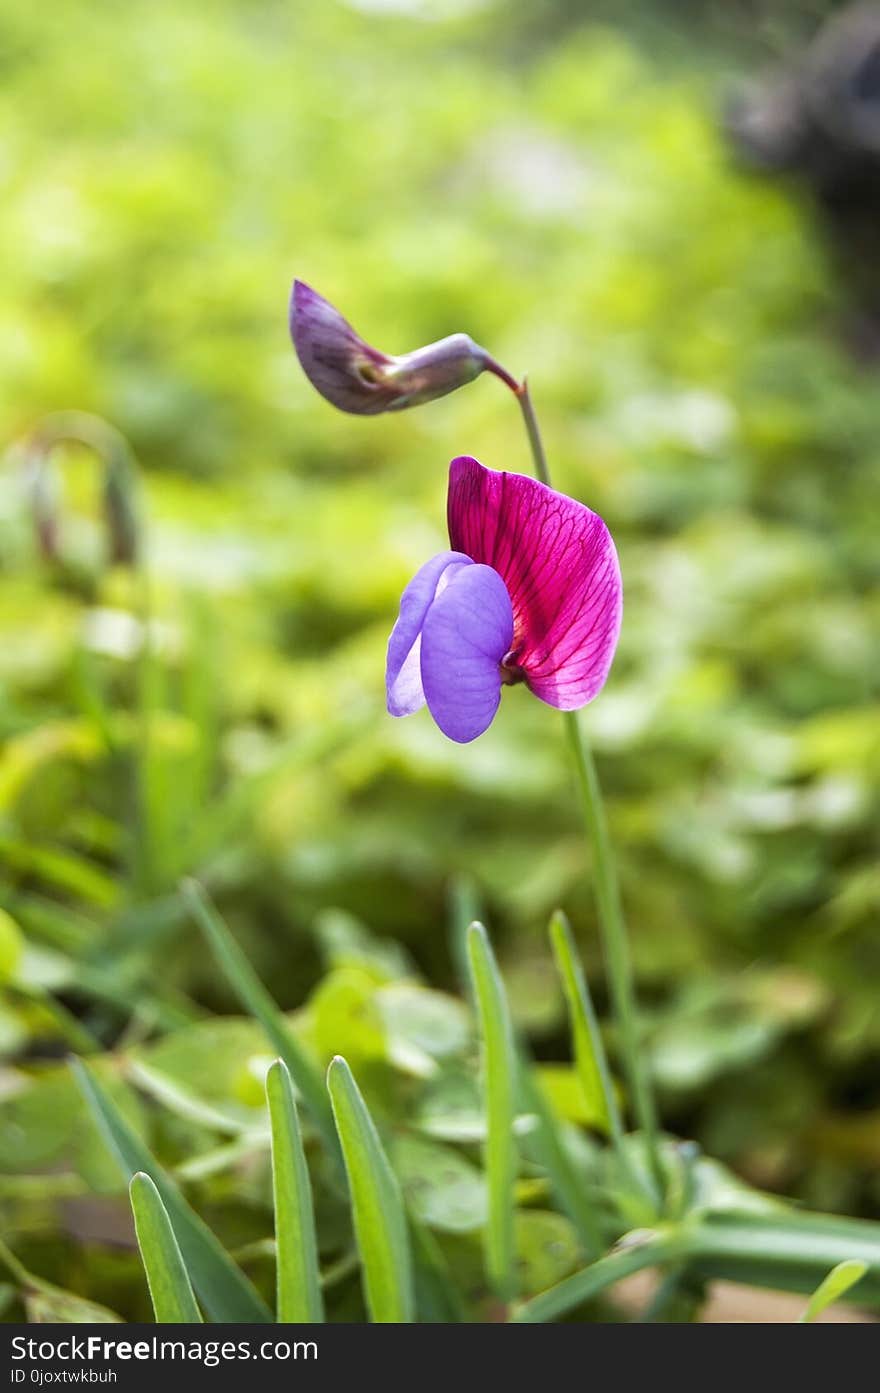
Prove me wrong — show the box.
[19,412,142,570]
[289,280,517,415]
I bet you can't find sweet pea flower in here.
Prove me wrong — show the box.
[289,281,517,415]
[386,457,622,743]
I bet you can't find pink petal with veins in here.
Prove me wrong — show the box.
[447,456,622,711]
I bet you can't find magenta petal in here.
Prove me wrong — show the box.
[447,456,622,711]
[420,563,513,743]
[386,551,473,717]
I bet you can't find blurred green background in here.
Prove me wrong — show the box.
[0,0,878,1320]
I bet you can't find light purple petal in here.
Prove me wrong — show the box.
[420,563,514,743]
[447,457,622,711]
[386,551,473,717]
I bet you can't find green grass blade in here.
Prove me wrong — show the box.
[466,921,517,1301]
[182,879,338,1160]
[409,1219,467,1323]
[327,1055,413,1323]
[681,1211,880,1306]
[549,910,614,1134]
[129,1172,203,1323]
[549,910,651,1204]
[517,1056,602,1257]
[800,1259,868,1322]
[513,1232,687,1323]
[71,1058,271,1323]
[266,1059,324,1323]
[448,874,480,1000]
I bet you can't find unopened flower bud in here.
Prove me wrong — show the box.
[289,280,517,415]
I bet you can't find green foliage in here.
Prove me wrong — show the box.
[549,909,614,1137]
[0,0,879,1324]
[514,1059,603,1254]
[800,1260,868,1323]
[266,1060,323,1323]
[183,879,337,1160]
[327,1056,414,1324]
[0,1236,121,1324]
[466,922,518,1301]
[72,1058,271,1323]
[129,1172,203,1323]
[9,923,880,1323]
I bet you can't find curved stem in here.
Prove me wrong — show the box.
[515,379,552,486]
[484,355,521,395]
[513,378,664,1202]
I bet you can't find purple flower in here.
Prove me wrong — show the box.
[289,281,517,415]
[387,457,622,743]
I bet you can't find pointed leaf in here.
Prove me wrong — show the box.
[71,1058,271,1323]
[327,1055,413,1322]
[466,922,517,1300]
[266,1060,324,1323]
[518,1059,602,1256]
[129,1172,203,1323]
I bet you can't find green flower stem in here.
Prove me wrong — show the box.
[514,379,664,1202]
[515,378,552,487]
[563,712,662,1198]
